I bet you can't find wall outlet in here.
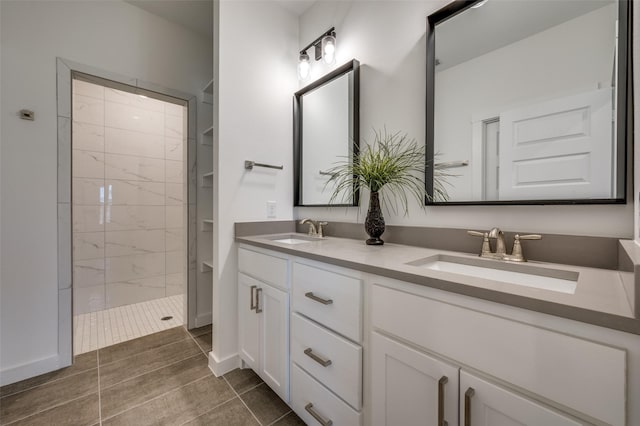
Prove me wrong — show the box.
[266,201,277,218]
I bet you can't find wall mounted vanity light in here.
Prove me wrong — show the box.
[298,27,337,80]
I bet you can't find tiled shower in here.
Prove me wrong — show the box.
[71,77,187,353]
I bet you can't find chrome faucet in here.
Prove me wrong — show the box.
[299,219,328,237]
[468,228,541,262]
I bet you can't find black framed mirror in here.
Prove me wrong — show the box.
[426,0,632,205]
[294,59,360,207]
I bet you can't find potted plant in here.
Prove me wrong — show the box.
[326,129,433,245]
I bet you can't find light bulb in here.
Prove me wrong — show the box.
[321,34,336,65]
[298,52,310,80]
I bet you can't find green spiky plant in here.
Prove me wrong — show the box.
[325,129,451,215]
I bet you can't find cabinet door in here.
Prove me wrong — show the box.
[460,371,583,426]
[238,273,260,371]
[371,332,459,426]
[260,283,290,402]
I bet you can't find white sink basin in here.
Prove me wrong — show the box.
[263,234,324,245]
[408,255,578,294]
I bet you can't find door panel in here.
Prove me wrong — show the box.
[261,283,289,402]
[499,88,613,200]
[460,371,583,426]
[371,332,459,426]
[238,273,260,371]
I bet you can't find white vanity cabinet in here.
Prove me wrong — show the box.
[371,279,627,426]
[237,246,290,402]
[290,259,364,425]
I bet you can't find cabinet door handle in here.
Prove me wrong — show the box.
[438,376,448,426]
[255,287,263,313]
[304,403,333,426]
[304,348,332,367]
[464,387,475,426]
[250,285,257,311]
[305,292,333,305]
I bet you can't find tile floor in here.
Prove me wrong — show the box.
[0,326,304,426]
[74,295,184,355]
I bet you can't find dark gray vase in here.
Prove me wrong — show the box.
[364,191,385,245]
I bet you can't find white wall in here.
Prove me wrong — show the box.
[0,0,211,383]
[212,0,297,370]
[295,0,633,238]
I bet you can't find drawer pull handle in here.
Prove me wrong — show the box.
[438,376,448,426]
[464,387,475,426]
[304,403,333,426]
[304,348,332,367]
[305,292,333,305]
[250,285,257,311]
[255,287,263,313]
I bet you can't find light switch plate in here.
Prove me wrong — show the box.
[266,201,277,218]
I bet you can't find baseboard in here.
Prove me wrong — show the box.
[208,351,240,377]
[195,312,212,328]
[0,354,61,386]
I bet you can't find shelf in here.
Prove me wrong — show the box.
[201,220,213,232]
[201,260,213,272]
[201,171,213,188]
[202,79,213,95]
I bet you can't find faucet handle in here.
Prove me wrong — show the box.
[509,234,542,262]
[317,221,328,238]
[518,234,542,240]
[467,230,491,257]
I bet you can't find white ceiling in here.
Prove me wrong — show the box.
[124,0,213,39]
[124,0,315,39]
[275,0,316,16]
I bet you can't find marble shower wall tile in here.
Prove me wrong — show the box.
[105,88,164,112]
[165,206,184,229]
[73,122,105,152]
[72,78,189,312]
[165,228,184,252]
[165,137,183,161]
[72,206,105,233]
[108,180,165,206]
[106,283,166,308]
[105,252,165,283]
[73,232,105,261]
[166,251,186,275]
[73,79,105,100]
[165,160,184,183]
[105,154,165,182]
[105,230,165,257]
[165,183,184,205]
[165,115,184,139]
[73,178,104,205]
[74,285,105,314]
[73,94,104,126]
[165,102,185,118]
[105,102,164,136]
[73,150,105,179]
[105,127,164,159]
[73,258,105,288]
[105,206,165,231]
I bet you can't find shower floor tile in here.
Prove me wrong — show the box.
[74,294,184,355]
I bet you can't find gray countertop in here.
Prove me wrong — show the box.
[237,233,640,336]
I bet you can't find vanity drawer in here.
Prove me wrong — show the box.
[238,246,288,289]
[291,313,362,409]
[291,363,362,426]
[292,261,362,342]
